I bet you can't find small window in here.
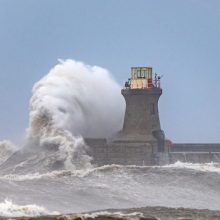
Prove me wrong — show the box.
[150,103,155,115]
[137,70,141,78]
[133,69,137,78]
[141,69,146,78]
[146,69,149,79]
[131,69,137,78]
[146,68,152,79]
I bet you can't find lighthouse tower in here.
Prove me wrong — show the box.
[117,67,165,152]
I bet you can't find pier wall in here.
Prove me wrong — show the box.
[85,139,220,166]
[168,143,220,164]
[170,143,220,152]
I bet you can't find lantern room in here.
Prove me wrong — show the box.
[124,67,161,89]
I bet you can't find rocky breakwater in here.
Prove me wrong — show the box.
[2,207,220,220]
[0,212,156,220]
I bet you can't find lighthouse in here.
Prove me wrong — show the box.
[86,66,166,166]
[117,67,165,152]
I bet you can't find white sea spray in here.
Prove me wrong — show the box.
[0,140,17,165]
[26,59,124,170]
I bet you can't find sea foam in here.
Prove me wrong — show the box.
[163,161,220,173]
[0,200,58,217]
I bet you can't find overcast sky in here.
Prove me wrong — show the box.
[0,0,220,144]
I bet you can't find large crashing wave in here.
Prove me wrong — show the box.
[28,59,124,139]
[23,59,125,170]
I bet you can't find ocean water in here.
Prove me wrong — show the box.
[0,144,220,218]
[0,60,219,218]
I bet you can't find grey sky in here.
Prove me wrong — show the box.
[0,0,220,143]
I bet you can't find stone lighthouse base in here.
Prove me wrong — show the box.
[85,138,160,166]
[85,138,220,166]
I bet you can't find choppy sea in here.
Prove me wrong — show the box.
[0,144,220,218]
